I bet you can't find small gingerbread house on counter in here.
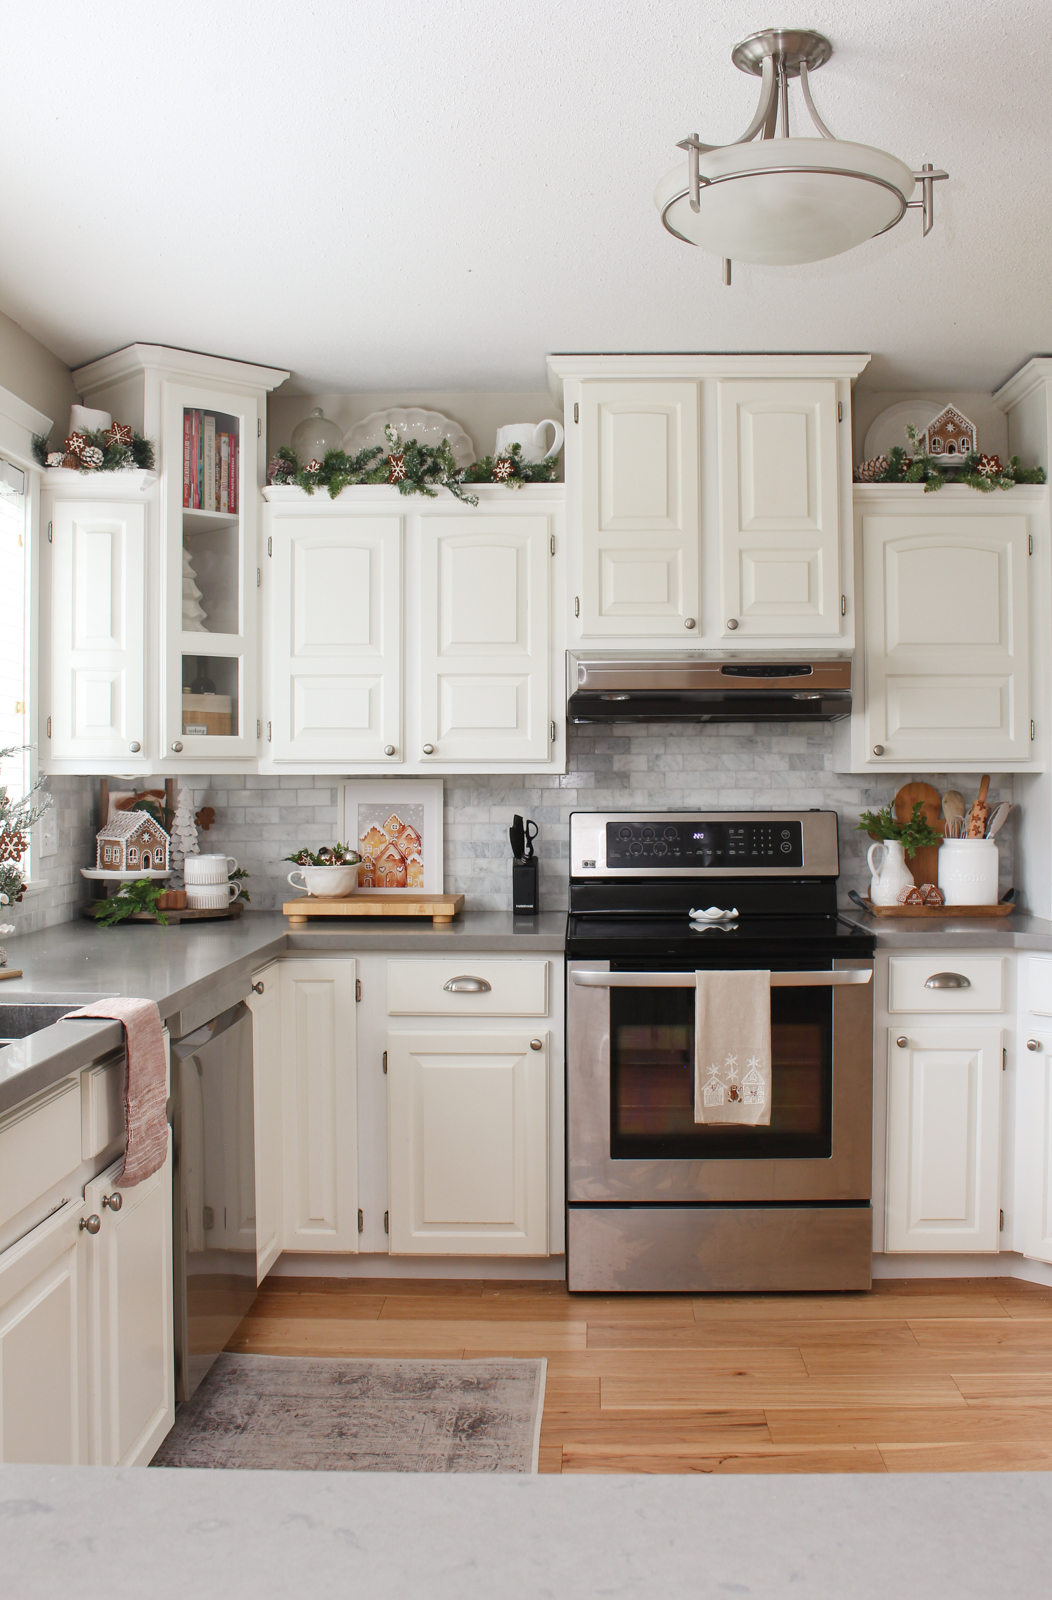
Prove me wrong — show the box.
[95,810,170,873]
[922,404,976,457]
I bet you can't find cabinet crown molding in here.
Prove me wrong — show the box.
[546,352,871,400]
[994,357,1052,414]
[73,343,290,397]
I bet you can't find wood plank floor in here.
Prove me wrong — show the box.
[226,1275,1052,1474]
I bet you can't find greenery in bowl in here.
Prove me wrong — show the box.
[284,843,361,867]
[856,802,942,860]
[93,880,170,926]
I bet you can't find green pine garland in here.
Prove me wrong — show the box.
[269,430,559,503]
[462,441,559,487]
[32,429,156,473]
[870,429,1047,494]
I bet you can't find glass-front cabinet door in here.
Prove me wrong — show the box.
[162,382,259,762]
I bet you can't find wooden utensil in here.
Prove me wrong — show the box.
[967,775,991,838]
[893,782,943,890]
[941,790,966,824]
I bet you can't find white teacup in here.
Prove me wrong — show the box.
[184,854,238,885]
[186,881,242,909]
[287,864,359,899]
[495,419,564,463]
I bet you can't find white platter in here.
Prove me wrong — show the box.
[863,398,945,463]
[344,408,475,470]
[81,867,172,882]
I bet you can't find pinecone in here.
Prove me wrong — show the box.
[853,455,890,483]
[81,445,105,468]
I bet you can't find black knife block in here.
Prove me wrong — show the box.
[512,858,539,916]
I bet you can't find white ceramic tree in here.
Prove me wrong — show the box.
[182,547,207,631]
[169,788,199,888]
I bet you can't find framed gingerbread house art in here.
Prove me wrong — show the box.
[336,780,443,893]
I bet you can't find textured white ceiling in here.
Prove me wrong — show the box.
[0,1,1045,395]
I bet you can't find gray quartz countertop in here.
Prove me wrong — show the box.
[0,909,567,1115]
[838,909,1052,948]
[3,1465,1052,1600]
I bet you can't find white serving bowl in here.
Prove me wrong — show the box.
[287,864,359,898]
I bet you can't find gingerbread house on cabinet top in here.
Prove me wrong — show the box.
[95,810,170,873]
[923,405,976,458]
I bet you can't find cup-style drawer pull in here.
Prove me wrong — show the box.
[924,972,971,989]
[443,975,492,993]
[1028,1039,1042,1051]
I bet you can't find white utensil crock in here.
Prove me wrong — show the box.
[184,854,238,884]
[938,839,999,906]
[185,882,242,909]
[494,419,564,463]
[287,864,359,898]
[867,839,915,906]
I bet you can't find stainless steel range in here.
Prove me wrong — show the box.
[565,810,876,1293]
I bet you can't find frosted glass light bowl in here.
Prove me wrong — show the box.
[290,408,344,465]
[655,138,916,265]
[344,409,475,470]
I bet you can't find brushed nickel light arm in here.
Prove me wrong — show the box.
[797,58,835,139]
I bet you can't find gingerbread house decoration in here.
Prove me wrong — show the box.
[95,810,170,873]
[741,1065,766,1107]
[923,405,976,458]
[702,1070,726,1108]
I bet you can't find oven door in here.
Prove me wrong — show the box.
[566,956,873,1203]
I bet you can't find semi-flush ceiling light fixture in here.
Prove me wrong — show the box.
[654,28,948,285]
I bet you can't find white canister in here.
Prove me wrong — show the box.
[185,882,242,910]
[184,854,238,885]
[937,839,999,906]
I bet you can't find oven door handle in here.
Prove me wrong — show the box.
[570,970,873,988]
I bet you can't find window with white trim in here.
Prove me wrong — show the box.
[0,459,29,813]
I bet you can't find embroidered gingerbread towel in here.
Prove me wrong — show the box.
[70,998,169,1184]
[694,969,772,1126]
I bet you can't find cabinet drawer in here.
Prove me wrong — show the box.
[387,959,548,1016]
[80,1058,125,1159]
[0,1079,82,1229]
[888,956,1003,1014]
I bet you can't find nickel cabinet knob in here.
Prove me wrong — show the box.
[726,618,738,630]
[101,1192,122,1211]
[422,744,435,755]
[384,745,396,756]
[80,1214,101,1234]
[128,741,141,753]
[872,744,885,756]
[1028,1039,1042,1051]
[896,1036,909,1048]
[171,740,183,753]
[251,980,265,994]
[529,1039,543,1051]
[684,617,696,629]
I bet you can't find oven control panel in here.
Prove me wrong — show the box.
[605,818,803,868]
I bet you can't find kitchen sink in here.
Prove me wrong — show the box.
[0,997,113,1045]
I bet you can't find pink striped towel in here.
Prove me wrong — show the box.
[71,998,169,1185]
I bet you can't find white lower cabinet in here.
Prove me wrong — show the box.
[0,1199,89,1464]
[1018,1024,1052,1264]
[85,1147,174,1467]
[387,1029,549,1256]
[280,960,359,1252]
[885,1026,1003,1252]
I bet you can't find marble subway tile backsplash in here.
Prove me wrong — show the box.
[181,726,1013,913]
[6,774,99,936]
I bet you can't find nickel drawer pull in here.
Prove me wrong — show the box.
[571,969,872,988]
[924,972,971,989]
[443,975,492,993]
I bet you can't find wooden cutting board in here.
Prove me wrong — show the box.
[283,892,465,926]
[893,782,943,890]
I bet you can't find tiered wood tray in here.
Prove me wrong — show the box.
[81,904,244,924]
[283,892,465,926]
[861,898,1013,918]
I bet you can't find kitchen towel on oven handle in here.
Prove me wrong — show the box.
[694,969,772,1126]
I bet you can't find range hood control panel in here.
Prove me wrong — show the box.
[605,819,803,868]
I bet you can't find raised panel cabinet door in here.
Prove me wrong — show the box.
[0,1200,89,1464]
[387,1029,548,1255]
[863,513,1030,764]
[418,512,550,761]
[885,1027,1002,1253]
[50,499,146,761]
[269,513,402,762]
[717,379,841,637]
[578,381,700,635]
[1019,1030,1052,1265]
[85,1143,174,1466]
[247,963,283,1282]
[280,960,358,1252]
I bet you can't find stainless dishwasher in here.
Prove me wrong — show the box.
[169,1001,256,1402]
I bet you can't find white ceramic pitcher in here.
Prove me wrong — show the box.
[495,419,564,463]
[867,839,915,906]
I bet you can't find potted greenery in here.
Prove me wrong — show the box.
[285,842,362,899]
[856,802,943,905]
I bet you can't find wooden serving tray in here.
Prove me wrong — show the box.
[81,904,244,924]
[0,968,24,981]
[862,898,1013,918]
[283,892,465,926]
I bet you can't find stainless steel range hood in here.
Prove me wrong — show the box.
[567,653,852,724]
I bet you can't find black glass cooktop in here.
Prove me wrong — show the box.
[566,913,875,962]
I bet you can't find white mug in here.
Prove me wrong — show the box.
[184,854,238,885]
[185,881,242,909]
[495,419,564,464]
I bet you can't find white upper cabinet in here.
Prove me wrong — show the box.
[717,379,841,637]
[269,511,403,763]
[846,491,1036,770]
[47,494,146,765]
[418,509,550,763]
[576,380,700,636]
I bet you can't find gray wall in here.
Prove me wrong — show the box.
[177,727,1013,913]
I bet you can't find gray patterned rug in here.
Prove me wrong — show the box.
[151,1354,547,1473]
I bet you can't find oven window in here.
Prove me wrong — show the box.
[609,984,832,1160]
